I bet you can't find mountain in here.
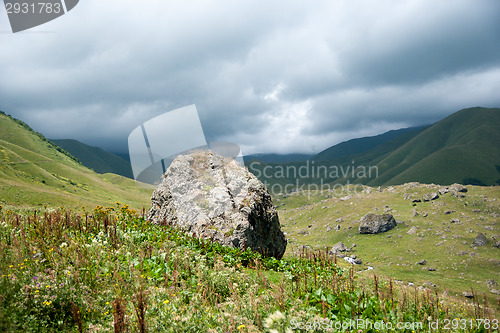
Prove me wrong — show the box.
[313,126,428,161]
[244,153,312,163]
[0,111,152,209]
[51,139,133,178]
[366,107,500,186]
[246,107,500,189]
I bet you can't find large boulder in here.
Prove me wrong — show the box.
[359,213,397,234]
[147,151,287,259]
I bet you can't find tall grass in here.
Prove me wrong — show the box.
[0,205,495,332]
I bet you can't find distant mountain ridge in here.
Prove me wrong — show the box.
[313,126,429,161]
[51,139,133,178]
[246,107,500,188]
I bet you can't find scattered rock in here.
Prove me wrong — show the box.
[452,192,466,198]
[417,259,427,265]
[358,213,397,234]
[412,209,419,217]
[336,218,343,223]
[423,192,439,202]
[450,218,460,223]
[427,267,436,271]
[412,199,422,203]
[462,291,474,299]
[438,187,449,195]
[450,183,468,193]
[473,233,487,247]
[407,226,418,235]
[147,151,287,259]
[486,279,498,290]
[329,242,347,254]
[423,281,436,287]
[326,225,333,232]
[444,210,455,215]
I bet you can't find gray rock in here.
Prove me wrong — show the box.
[462,291,474,299]
[438,187,449,195]
[450,183,468,193]
[486,279,498,290]
[417,259,427,265]
[329,242,347,254]
[147,151,287,259]
[473,233,487,247]
[359,213,397,234]
[423,192,439,202]
[407,226,418,235]
[451,191,466,198]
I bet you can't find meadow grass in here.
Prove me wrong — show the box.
[0,205,497,332]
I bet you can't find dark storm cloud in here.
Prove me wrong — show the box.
[1,0,499,154]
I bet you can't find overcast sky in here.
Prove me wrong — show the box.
[1,0,500,155]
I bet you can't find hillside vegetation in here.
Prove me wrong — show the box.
[1,207,496,332]
[51,139,133,179]
[277,183,500,313]
[0,111,151,210]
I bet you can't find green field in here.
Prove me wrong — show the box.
[277,183,500,314]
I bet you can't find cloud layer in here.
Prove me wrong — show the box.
[1,0,500,154]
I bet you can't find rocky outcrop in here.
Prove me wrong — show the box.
[423,192,439,202]
[359,213,397,234]
[450,183,468,193]
[473,233,487,247]
[147,151,287,259]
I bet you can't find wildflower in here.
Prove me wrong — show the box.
[163,300,169,304]
[237,324,245,330]
[33,276,38,280]
[60,242,68,249]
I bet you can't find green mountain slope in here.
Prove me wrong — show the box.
[0,111,152,209]
[51,139,133,178]
[246,107,500,190]
[313,126,428,161]
[370,107,500,186]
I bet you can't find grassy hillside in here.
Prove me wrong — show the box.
[51,139,133,178]
[371,107,500,186]
[277,183,500,312]
[1,206,496,332]
[0,111,152,210]
[313,126,428,162]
